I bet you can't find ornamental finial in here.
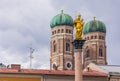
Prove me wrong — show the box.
[93,16,96,20]
[77,13,81,19]
[61,10,64,13]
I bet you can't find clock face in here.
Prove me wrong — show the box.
[65,61,72,70]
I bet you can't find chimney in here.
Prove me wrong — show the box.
[11,64,21,70]
[87,67,90,72]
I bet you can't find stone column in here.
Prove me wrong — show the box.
[75,49,82,81]
[72,39,85,81]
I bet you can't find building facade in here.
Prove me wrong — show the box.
[50,11,74,70]
[82,19,107,67]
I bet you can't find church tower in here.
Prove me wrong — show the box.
[82,18,107,67]
[50,11,74,70]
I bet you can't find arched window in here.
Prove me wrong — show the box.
[87,37,89,40]
[91,36,93,39]
[66,29,68,33]
[57,29,60,33]
[52,63,56,69]
[99,35,102,39]
[61,29,64,33]
[54,44,56,52]
[52,31,54,35]
[54,30,56,34]
[66,43,70,51]
[95,35,97,39]
[99,48,103,57]
[69,30,71,33]
[86,49,90,58]
[53,41,57,52]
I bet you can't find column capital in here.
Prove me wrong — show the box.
[72,39,86,49]
[75,49,82,52]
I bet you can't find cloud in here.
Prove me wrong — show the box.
[0,45,50,69]
[0,0,56,69]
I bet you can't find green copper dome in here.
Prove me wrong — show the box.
[83,20,106,34]
[50,12,73,28]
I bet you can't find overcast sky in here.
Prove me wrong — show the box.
[0,0,120,69]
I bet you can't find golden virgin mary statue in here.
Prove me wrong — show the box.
[74,14,84,39]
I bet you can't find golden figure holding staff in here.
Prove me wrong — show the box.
[74,14,84,39]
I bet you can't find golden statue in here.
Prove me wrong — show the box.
[74,14,84,39]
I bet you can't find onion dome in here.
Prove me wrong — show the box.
[50,10,73,28]
[83,18,106,34]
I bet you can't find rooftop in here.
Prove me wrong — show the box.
[0,68,107,77]
[85,63,120,75]
[98,65,120,74]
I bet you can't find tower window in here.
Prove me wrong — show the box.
[66,29,68,33]
[69,30,71,33]
[99,36,102,39]
[99,48,103,57]
[52,31,54,35]
[52,63,57,70]
[95,35,97,39]
[54,44,56,52]
[86,49,90,58]
[61,29,64,33]
[87,37,89,40]
[54,30,56,34]
[53,41,57,52]
[53,64,56,68]
[91,36,93,39]
[66,43,70,51]
[57,29,60,33]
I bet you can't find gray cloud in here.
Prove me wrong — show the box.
[0,0,56,69]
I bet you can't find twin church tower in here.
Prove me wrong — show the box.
[50,11,107,70]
